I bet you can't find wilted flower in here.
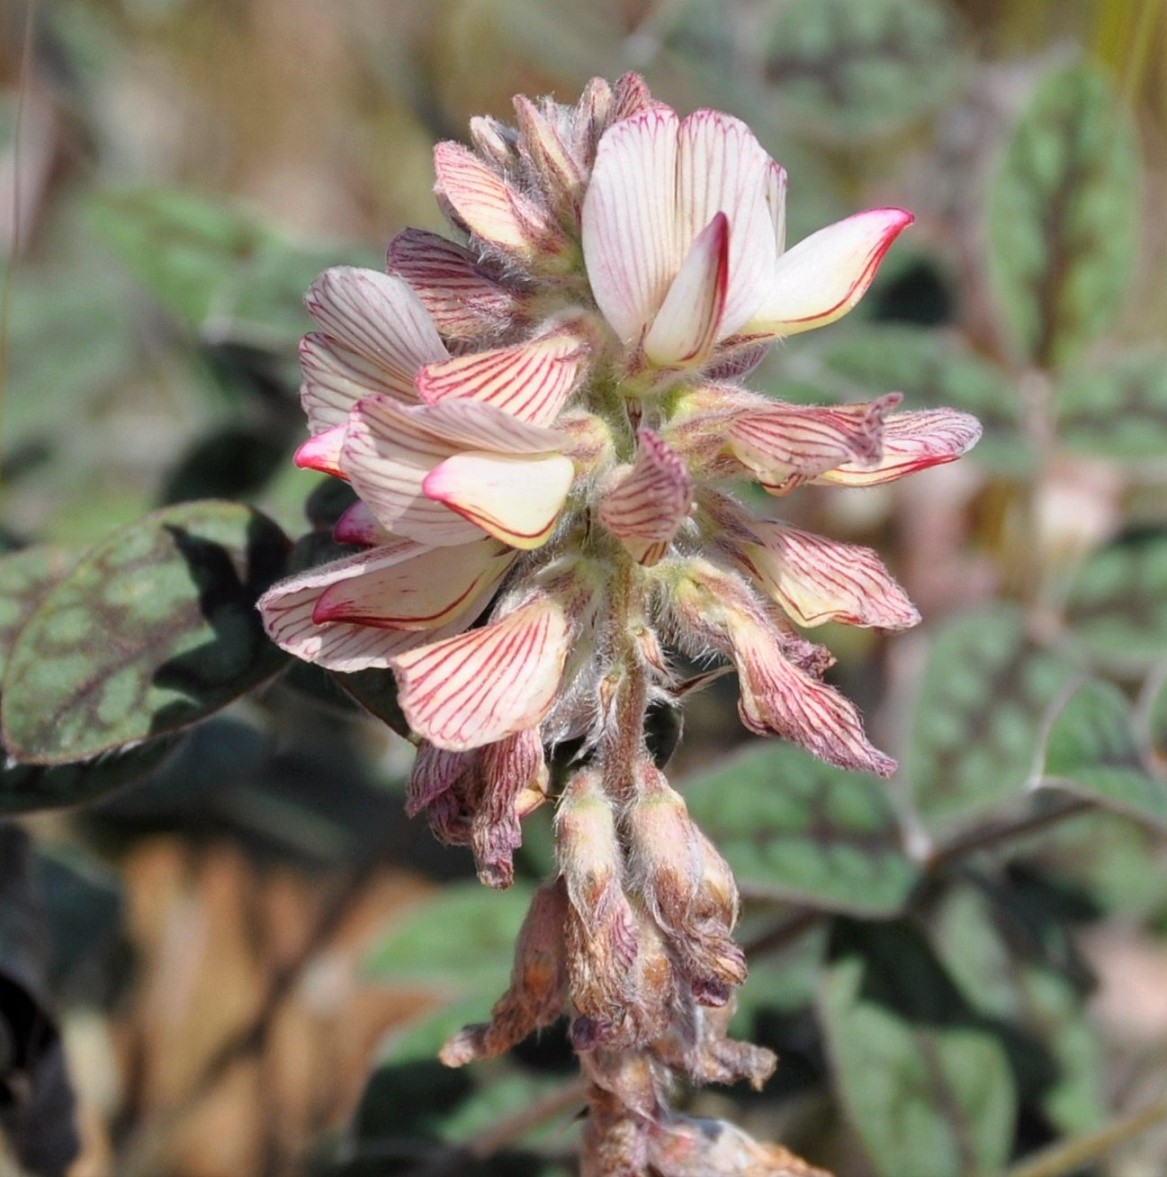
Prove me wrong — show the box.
[258,72,980,1175]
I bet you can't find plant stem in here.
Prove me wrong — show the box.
[1002,1092,1167,1177]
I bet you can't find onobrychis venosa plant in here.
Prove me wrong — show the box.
[258,73,981,1176]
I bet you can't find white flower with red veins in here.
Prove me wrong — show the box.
[257,72,981,1177]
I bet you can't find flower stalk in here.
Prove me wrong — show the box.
[258,72,981,1174]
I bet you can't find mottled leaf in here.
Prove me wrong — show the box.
[0,547,79,682]
[682,743,917,917]
[89,187,371,342]
[1064,531,1167,668]
[1056,352,1167,458]
[930,884,1104,1136]
[365,883,536,1061]
[820,920,1016,1177]
[988,65,1140,370]
[907,607,1076,834]
[1,501,291,764]
[765,0,962,139]
[1037,680,1167,831]
[825,326,1031,472]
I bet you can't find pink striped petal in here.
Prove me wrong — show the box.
[332,500,391,546]
[341,397,485,546]
[313,537,515,629]
[391,597,570,750]
[598,429,692,565]
[294,423,348,478]
[643,212,729,367]
[748,209,914,337]
[731,616,896,777]
[404,398,566,456]
[415,332,586,426]
[738,521,920,629]
[727,394,901,492]
[581,106,681,343]
[433,141,557,256]
[301,268,447,430]
[258,541,462,672]
[817,409,982,487]
[675,111,779,337]
[387,229,523,341]
[423,452,575,549]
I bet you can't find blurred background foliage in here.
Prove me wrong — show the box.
[2,0,1167,1174]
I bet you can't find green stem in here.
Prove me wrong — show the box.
[1001,1093,1167,1177]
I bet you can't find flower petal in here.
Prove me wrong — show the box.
[581,105,681,343]
[731,616,896,776]
[433,141,558,256]
[416,331,586,426]
[747,208,913,338]
[423,452,575,549]
[643,212,729,367]
[294,423,348,478]
[258,541,460,672]
[817,408,982,487]
[407,398,567,455]
[598,429,692,565]
[387,229,523,341]
[675,110,779,337]
[313,537,515,629]
[341,397,485,546]
[765,159,788,257]
[301,267,447,429]
[738,521,920,629]
[391,597,570,750]
[727,394,901,491]
[332,500,391,546]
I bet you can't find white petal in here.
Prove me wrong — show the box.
[817,408,982,487]
[643,213,728,367]
[597,429,692,565]
[739,521,920,629]
[303,268,447,426]
[407,398,567,455]
[416,332,586,427]
[675,110,779,336]
[748,208,914,337]
[423,452,575,549]
[765,160,788,257]
[433,141,555,256]
[387,229,522,341]
[341,397,484,546]
[314,538,515,629]
[300,333,418,435]
[581,106,681,343]
[257,540,456,672]
[391,597,570,750]
[727,395,900,491]
[332,500,391,546]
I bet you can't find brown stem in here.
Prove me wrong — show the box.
[1002,1093,1167,1177]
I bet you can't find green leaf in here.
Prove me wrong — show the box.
[1056,352,1167,458]
[1037,680,1167,831]
[365,883,535,1062]
[0,548,79,682]
[988,65,1140,370]
[89,188,371,343]
[1,501,290,764]
[1064,531,1167,669]
[764,0,963,140]
[682,743,917,917]
[907,606,1076,834]
[824,326,1032,473]
[819,920,1016,1177]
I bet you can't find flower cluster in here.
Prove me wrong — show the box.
[259,73,979,1175]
